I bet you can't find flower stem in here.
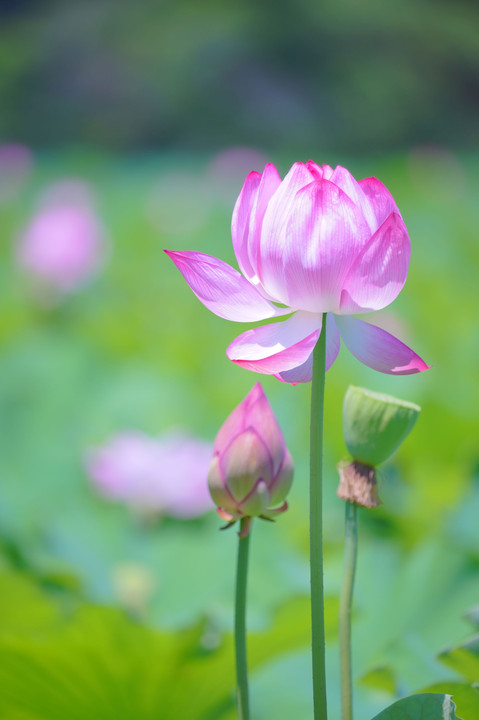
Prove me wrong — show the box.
[235,517,252,720]
[339,501,358,720]
[310,315,328,720]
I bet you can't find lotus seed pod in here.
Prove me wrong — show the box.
[343,386,420,467]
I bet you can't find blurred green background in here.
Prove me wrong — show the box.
[1,0,479,153]
[1,2,479,719]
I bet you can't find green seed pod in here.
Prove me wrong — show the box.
[343,386,421,467]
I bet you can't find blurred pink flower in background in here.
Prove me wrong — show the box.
[0,143,33,203]
[166,161,429,383]
[16,179,107,295]
[208,383,293,528]
[206,147,270,206]
[86,431,214,519]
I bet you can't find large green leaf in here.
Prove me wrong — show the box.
[439,635,479,684]
[422,683,479,719]
[371,693,459,720]
[0,605,235,720]
[349,539,479,692]
[0,582,315,720]
[249,593,336,668]
[0,571,60,638]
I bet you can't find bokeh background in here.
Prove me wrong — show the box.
[1,1,479,718]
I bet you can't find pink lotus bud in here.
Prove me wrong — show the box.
[208,383,293,526]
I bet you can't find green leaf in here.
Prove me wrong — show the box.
[360,666,396,694]
[0,571,60,638]
[422,683,479,719]
[371,693,459,719]
[350,539,479,693]
[439,634,479,684]
[0,594,314,720]
[248,594,336,670]
[0,605,235,720]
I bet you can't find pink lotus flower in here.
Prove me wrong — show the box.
[86,431,214,519]
[208,383,293,526]
[166,162,429,383]
[16,181,106,295]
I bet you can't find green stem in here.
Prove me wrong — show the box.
[339,501,358,720]
[235,518,252,720]
[310,314,328,720]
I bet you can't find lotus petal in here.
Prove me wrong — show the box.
[275,313,341,383]
[260,180,371,312]
[339,212,410,314]
[336,315,430,375]
[227,311,321,374]
[232,164,281,286]
[165,250,289,322]
[359,176,400,227]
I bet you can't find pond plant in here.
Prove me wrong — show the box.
[166,161,462,719]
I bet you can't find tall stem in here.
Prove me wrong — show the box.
[235,518,251,720]
[339,501,358,720]
[310,314,328,720]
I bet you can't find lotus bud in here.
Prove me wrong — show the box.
[338,386,420,508]
[208,383,293,533]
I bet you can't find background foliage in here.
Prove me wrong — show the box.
[0,149,478,718]
[1,1,479,152]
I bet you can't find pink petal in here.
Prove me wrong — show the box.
[268,449,294,505]
[232,164,281,286]
[231,171,261,280]
[274,355,313,384]
[227,311,322,374]
[335,315,430,375]
[304,161,322,179]
[221,430,274,501]
[320,164,335,180]
[339,212,410,314]
[165,250,289,322]
[213,382,264,455]
[358,177,400,228]
[240,386,287,476]
[260,179,371,313]
[262,163,316,230]
[328,165,378,232]
[258,162,316,300]
[208,455,237,513]
[213,382,286,476]
[275,313,341,383]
